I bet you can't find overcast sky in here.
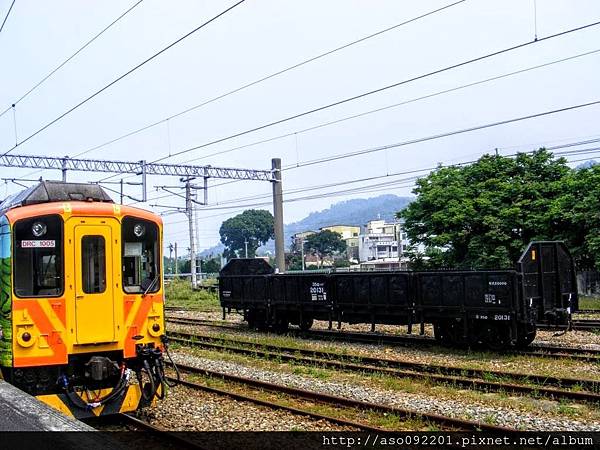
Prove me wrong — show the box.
[1,0,599,253]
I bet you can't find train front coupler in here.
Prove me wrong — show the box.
[135,342,178,404]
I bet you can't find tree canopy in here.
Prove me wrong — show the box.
[219,209,274,259]
[553,163,600,270]
[305,230,346,267]
[399,149,572,269]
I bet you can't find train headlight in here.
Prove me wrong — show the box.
[133,223,146,237]
[31,222,47,237]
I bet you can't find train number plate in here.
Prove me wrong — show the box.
[493,314,511,321]
[21,240,55,248]
[310,282,327,301]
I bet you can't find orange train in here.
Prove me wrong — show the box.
[0,181,173,418]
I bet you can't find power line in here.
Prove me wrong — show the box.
[177,48,600,166]
[0,0,15,36]
[112,19,600,172]
[0,0,247,157]
[0,0,145,120]
[291,99,600,169]
[71,0,466,159]
[160,140,600,220]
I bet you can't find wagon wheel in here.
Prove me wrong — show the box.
[272,316,289,333]
[481,323,511,351]
[299,317,314,331]
[515,324,536,348]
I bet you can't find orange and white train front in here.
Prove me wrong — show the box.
[0,181,169,418]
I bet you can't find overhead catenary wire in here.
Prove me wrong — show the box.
[290,99,600,169]
[0,0,247,157]
[143,133,600,210]
[98,18,600,185]
[0,0,15,36]
[133,99,600,208]
[71,0,466,159]
[179,48,600,166]
[160,140,600,222]
[0,0,145,121]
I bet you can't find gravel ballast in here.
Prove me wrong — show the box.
[170,349,600,431]
[144,384,357,431]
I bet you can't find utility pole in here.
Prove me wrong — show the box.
[185,180,197,289]
[301,235,305,271]
[271,158,285,273]
[168,243,173,273]
[174,243,178,275]
[120,179,124,204]
[194,189,201,282]
[244,239,249,258]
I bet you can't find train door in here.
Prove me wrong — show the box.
[72,220,117,344]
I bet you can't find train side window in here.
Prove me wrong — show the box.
[81,236,106,294]
[122,217,160,294]
[13,215,63,297]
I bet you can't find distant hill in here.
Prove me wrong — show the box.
[284,194,413,241]
[576,160,597,169]
[197,194,413,256]
[260,194,413,253]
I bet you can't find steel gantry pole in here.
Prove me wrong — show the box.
[271,158,285,273]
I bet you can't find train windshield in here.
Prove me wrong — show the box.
[122,217,160,294]
[13,215,63,297]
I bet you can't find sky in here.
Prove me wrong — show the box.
[0,0,599,254]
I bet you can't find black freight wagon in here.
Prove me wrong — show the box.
[219,241,578,349]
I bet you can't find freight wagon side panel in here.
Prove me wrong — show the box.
[270,274,332,321]
[333,273,411,325]
[518,241,578,325]
[415,271,517,322]
[219,258,273,311]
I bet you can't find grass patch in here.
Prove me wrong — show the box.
[578,295,600,311]
[165,278,220,310]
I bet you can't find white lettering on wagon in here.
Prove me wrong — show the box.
[21,240,55,248]
[310,282,327,301]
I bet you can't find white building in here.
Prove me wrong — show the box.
[358,219,410,270]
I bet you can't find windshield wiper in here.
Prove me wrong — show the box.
[142,275,159,297]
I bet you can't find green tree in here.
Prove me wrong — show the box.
[554,163,600,270]
[219,209,274,259]
[201,257,221,273]
[399,149,570,268]
[305,230,347,267]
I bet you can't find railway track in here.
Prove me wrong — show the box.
[168,361,517,432]
[168,330,600,403]
[165,315,600,361]
[87,413,203,449]
[167,370,383,432]
[538,319,600,331]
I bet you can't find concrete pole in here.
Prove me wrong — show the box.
[174,243,178,275]
[195,190,201,281]
[301,235,305,271]
[61,156,68,182]
[244,239,248,258]
[271,158,285,273]
[120,179,124,204]
[186,181,197,288]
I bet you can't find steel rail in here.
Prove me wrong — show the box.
[167,331,600,401]
[169,362,517,432]
[169,376,383,431]
[165,316,600,361]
